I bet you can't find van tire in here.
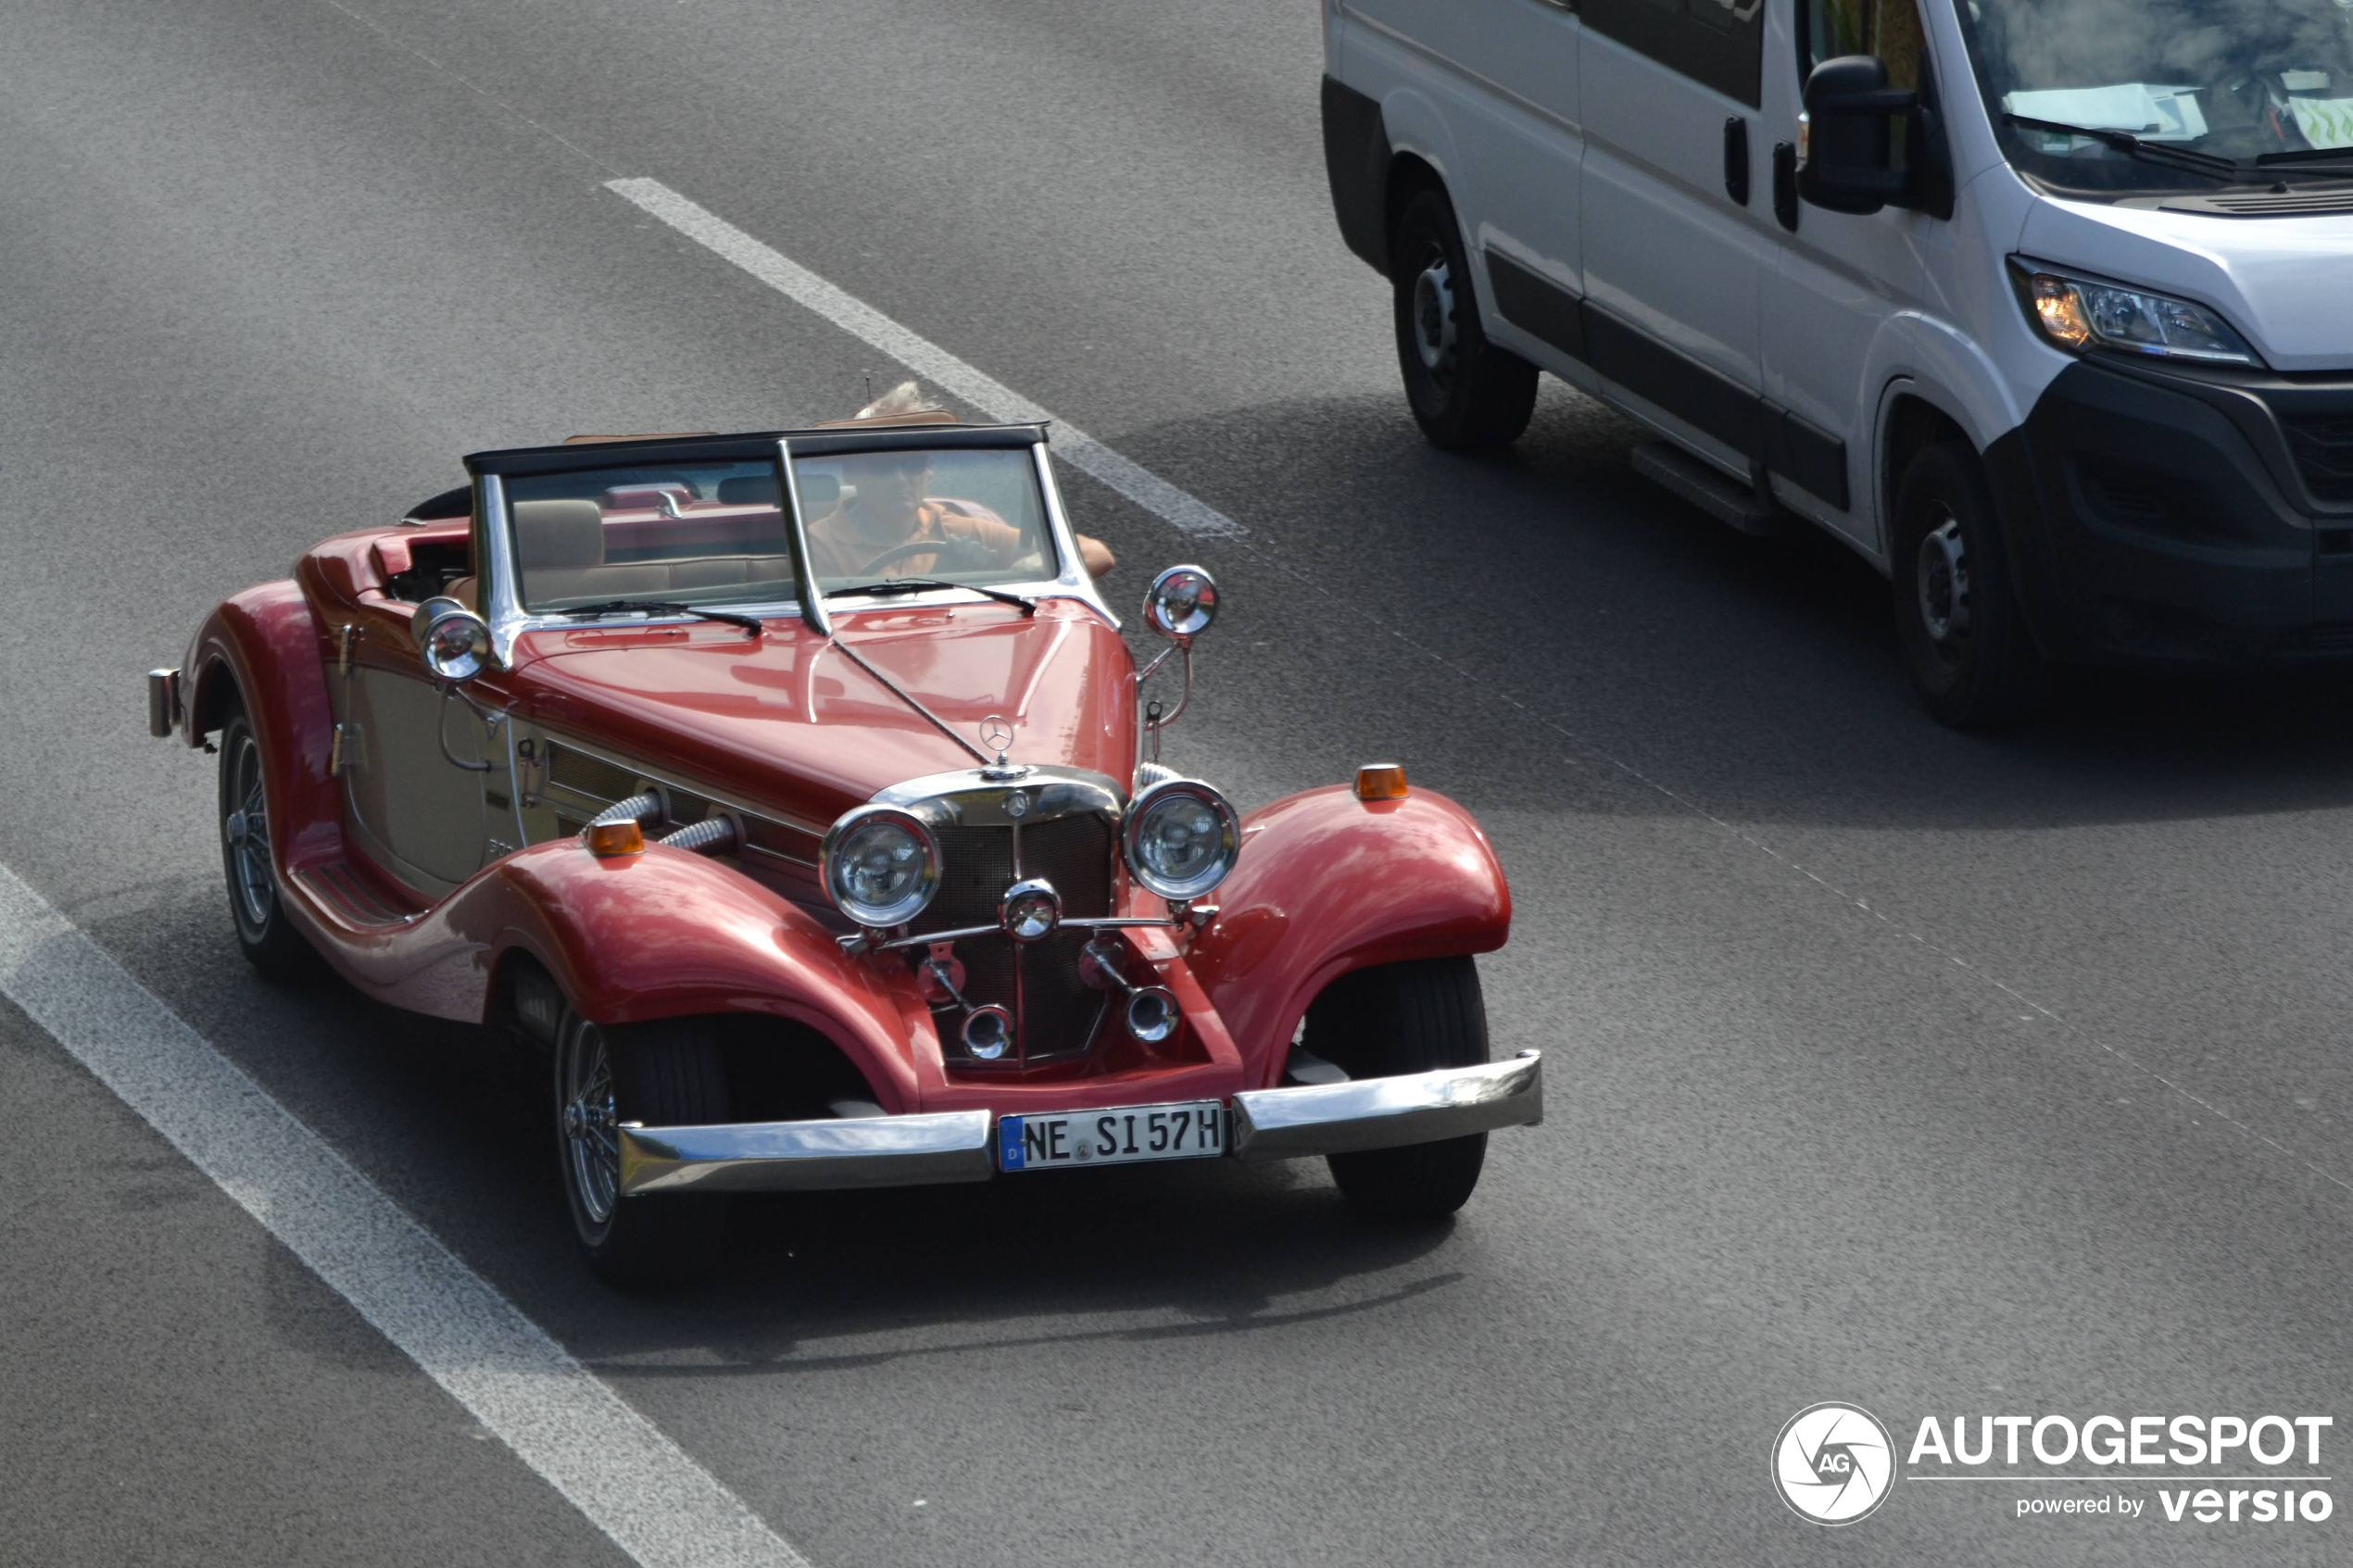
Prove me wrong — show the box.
[1391,187,1538,451]
[1891,440,2042,729]
[1313,957,1491,1223]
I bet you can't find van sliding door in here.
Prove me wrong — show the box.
[1578,0,1771,474]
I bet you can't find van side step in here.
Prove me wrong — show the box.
[1631,443,1780,535]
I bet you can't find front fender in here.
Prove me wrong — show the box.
[1185,785,1510,1087]
[463,845,925,1113]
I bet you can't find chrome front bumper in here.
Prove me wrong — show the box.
[615,1051,1542,1197]
[1230,1049,1542,1160]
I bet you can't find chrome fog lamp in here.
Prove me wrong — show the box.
[411,597,494,684]
[1000,878,1062,943]
[821,805,941,929]
[1123,779,1240,901]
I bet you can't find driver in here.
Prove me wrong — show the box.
[801,383,1116,581]
[802,449,1029,581]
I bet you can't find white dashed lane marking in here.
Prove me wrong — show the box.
[0,863,811,1568]
[603,177,1245,539]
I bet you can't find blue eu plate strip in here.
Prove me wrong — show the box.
[998,1115,1026,1172]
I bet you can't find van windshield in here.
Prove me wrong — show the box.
[1958,0,2353,193]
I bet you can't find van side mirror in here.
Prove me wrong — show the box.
[1800,56,1917,216]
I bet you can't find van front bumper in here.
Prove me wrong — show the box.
[615,1051,1543,1196]
[1994,357,2353,664]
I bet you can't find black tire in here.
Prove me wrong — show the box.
[1891,440,2044,729]
[555,1011,731,1288]
[217,701,316,980]
[1313,957,1491,1222]
[1391,186,1538,451]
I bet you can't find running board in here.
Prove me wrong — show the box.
[1631,443,1779,536]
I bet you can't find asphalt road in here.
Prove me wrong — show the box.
[2,1,2348,1563]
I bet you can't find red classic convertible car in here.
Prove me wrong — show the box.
[148,411,1541,1284]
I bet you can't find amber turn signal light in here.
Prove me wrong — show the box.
[1353,763,1409,802]
[584,820,645,857]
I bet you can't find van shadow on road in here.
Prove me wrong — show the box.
[1089,385,2353,834]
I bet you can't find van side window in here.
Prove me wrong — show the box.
[1584,0,1768,107]
[1803,0,1932,169]
[1805,0,1929,90]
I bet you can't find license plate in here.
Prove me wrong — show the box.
[997,1099,1226,1173]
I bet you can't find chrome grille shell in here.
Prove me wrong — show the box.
[873,768,1126,1065]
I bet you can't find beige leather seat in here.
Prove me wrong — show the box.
[514,498,667,605]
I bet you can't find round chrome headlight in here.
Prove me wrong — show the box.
[820,805,941,928]
[1123,779,1240,901]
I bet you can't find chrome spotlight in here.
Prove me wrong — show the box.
[1000,877,1062,943]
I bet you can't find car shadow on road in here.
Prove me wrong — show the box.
[1076,383,2353,834]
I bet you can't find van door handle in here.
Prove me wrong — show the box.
[1772,142,1800,232]
[1722,118,1750,207]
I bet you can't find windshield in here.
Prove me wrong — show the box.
[1958,0,2353,194]
[504,458,796,614]
[794,445,1057,594]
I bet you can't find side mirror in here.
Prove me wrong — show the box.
[1800,56,1917,216]
[411,597,494,683]
[1142,565,1219,646]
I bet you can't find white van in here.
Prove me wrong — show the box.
[1322,0,2353,725]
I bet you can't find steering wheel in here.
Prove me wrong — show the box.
[856,536,998,576]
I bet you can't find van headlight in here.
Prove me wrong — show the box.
[1123,779,1240,901]
[2018,264,2259,366]
[821,806,940,928]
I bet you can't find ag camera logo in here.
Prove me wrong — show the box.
[1775,1402,1898,1524]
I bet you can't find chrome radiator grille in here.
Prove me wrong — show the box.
[913,813,1116,1065]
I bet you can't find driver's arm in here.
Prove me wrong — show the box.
[927,501,1114,578]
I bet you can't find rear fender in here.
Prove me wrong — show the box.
[182,582,341,872]
[1184,785,1510,1087]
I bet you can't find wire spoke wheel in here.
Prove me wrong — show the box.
[218,702,312,978]
[559,1017,621,1231]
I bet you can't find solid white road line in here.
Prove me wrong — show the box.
[604,177,1245,540]
[0,863,810,1568]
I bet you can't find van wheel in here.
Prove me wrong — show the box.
[1391,187,1538,451]
[556,1011,730,1288]
[218,700,315,980]
[1312,957,1491,1222]
[1891,440,2042,729]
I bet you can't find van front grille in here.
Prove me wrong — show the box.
[2284,412,2353,505]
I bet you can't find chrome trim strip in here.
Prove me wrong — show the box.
[1229,1050,1543,1161]
[617,1110,995,1195]
[1030,439,1118,627]
[868,914,1176,953]
[775,438,831,637]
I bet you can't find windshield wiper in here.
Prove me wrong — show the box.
[2254,146,2353,174]
[824,578,1037,614]
[2001,114,2245,180]
[558,599,765,636]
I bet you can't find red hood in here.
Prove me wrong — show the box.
[507,599,1138,823]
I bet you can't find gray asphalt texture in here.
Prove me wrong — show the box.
[1,0,2347,1563]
